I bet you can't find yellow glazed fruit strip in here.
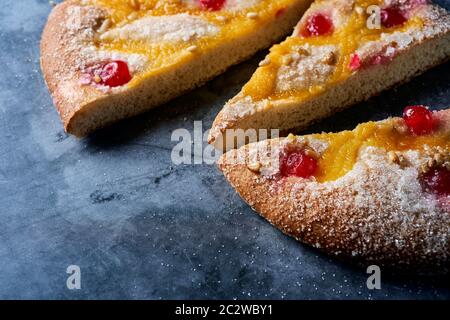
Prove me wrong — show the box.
[309,118,449,183]
[242,0,424,101]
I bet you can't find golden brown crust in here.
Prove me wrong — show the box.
[41,0,313,137]
[218,110,450,274]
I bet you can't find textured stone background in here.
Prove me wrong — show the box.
[0,0,449,299]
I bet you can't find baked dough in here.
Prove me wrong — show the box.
[218,108,450,274]
[41,0,312,136]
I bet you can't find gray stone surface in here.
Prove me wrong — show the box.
[0,0,449,300]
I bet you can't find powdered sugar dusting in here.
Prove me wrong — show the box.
[100,13,220,43]
[276,44,338,92]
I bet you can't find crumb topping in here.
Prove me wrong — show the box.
[276,44,338,92]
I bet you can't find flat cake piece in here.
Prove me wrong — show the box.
[218,106,450,273]
[41,0,312,136]
[209,0,450,151]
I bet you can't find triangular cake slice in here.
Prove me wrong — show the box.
[209,0,450,150]
[41,0,312,136]
[218,106,450,273]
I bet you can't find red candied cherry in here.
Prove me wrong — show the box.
[280,150,318,178]
[403,105,435,135]
[275,8,287,19]
[200,0,226,11]
[421,167,450,197]
[300,13,334,37]
[380,7,407,28]
[91,60,132,87]
[349,53,361,71]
